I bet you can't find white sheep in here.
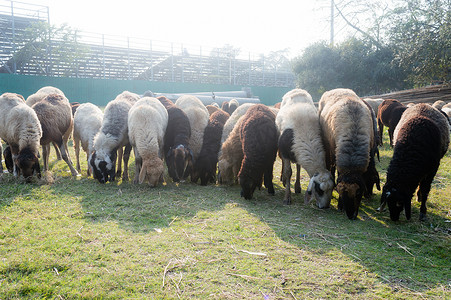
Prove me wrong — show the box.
[175,95,209,179]
[128,97,168,186]
[362,98,384,117]
[276,89,334,207]
[0,93,42,180]
[319,88,375,219]
[73,103,104,176]
[90,91,139,183]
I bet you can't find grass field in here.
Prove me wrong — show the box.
[0,134,450,299]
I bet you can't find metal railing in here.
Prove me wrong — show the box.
[0,1,295,87]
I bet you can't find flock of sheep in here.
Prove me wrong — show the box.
[0,86,450,221]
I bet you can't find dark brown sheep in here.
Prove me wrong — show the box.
[192,109,230,185]
[380,104,450,221]
[32,93,78,176]
[238,104,278,200]
[377,99,407,146]
[157,96,193,182]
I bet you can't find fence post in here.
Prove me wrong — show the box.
[248,52,251,85]
[181,44,184,83]
[217,48,220,84]
[171,43,174,82]
[150,40,153,81]
[262,55,265,86]
[102,34,105,79]
[127,37,131,80]
[199,46,202,83]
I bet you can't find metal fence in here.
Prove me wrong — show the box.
[0,1,295,88]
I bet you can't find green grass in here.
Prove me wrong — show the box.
[0,134,450,299]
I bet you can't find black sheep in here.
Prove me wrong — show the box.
[238,104,278,200]
[192,109,230,185]
[157,96,193,182]
[380,104,450,221]
[377,99,407,146]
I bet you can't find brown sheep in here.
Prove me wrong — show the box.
[238,104,278,200]
[377,99,407,146]
[32,94,78,176]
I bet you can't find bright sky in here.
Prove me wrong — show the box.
[18,0,336,58]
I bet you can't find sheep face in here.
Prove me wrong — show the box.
[239,175,258,200]
[166,145,192,182]
[139,158,164,187]
[381,185,412,221]
[89,150,116,183]
[16,147,41,181]
[306,172,334,208]
[336,173,366,220]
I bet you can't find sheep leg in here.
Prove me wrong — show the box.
[74,138,81,173]
[42,143,50,172]
[294,164,301,194]
[53,142,62,160]
[133,147,142,184]
[264,163,275,196]
[282,158,292,204]
[59,141,79,176]
[388,127,394,147]
[116,147,123,178]
[280,159,285,185]
[377,118,384,146]
[122,144,132,181]
[86,152,92,177]
[417,171,436,221]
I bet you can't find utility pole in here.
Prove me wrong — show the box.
[330,0,334,46]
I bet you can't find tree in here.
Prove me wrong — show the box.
[388,0,450,85]
[292,38,408,100]
[2,21,88,76]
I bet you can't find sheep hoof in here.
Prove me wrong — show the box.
[283,197,292,205]
[419,213,428,222]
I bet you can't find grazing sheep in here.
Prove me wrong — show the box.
[192,109,230,185]
[238,104,278,200]
[73,103,103,176]
[206,104,220,115]
[221,101,230,113]
[217,103,255,184]
[432,100,446,110]
[441,103,451,118]
[380,104,450,221]
[0,93,42,180]
[362,98,383,117]
[175,95,209,180]
[157,96,192,183]
[319,88,374,219]
[377,99,407,146]
[228,98,239,115]
[128,97,168,187]
[90,91,139,183]
[276,89,334,207]
[32,93,78,176]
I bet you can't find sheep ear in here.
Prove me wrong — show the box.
[304,177,314,204]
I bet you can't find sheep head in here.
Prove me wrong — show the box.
[239,174,258,200]
[305,171,334,209]
[380,184,412,221]
[89,149,117,183]
[336,173,366,220]
[139,158,164,187]
[15,147,41,181]
[217,158,234,184]
[166,145,192,182]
